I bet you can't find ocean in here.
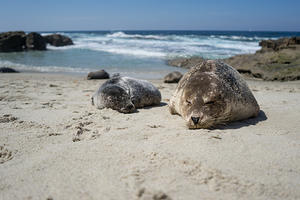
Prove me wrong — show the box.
[1,30,300,79]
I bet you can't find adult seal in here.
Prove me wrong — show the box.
[92,75,161,113]
[169,60,260,129]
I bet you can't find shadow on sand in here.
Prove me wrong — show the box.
[142,102,168,110]
[126,102,168,113]
[214,110,268,130]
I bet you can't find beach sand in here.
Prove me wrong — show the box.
[1,73,300,200]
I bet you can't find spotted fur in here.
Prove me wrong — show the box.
[169,60,260,129]
[92,75,161,113]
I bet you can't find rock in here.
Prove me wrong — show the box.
[223,49,300,81]
[164,71,183,83]
[0,31,26,52]
[0,67,19,73]
[44,34,73,47]
[167,57,205,69]
[223,37,300,81]
[258,37,300,52]
[87,70,110,79]
[0,31,73,52]
[26,32,46,50]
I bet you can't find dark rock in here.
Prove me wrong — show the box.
[164,71,183,83]
[0,31,26,52]
[44,34,73,47]
[0,31,73,52]
[26,32,46,50]
[87,70,110,79]
[0,67,19,73]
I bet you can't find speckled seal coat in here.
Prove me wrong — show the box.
[169,60,260,129]
[92,75,161,113]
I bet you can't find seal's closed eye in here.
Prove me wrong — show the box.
[186,99,192,105]
[205,100,215,105]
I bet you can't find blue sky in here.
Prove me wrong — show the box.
[1,0,299,32]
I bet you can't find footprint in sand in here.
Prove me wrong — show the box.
[0,146,13,164]
[72,121,94,142]
[137,188,172,200]
[147,125,164,128]
[0,114,18,123]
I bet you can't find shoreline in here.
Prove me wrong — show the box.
[1,72,300,199]
[0,59,187,80]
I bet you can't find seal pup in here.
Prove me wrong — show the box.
[169,60,260,129]
[92,74,161,113]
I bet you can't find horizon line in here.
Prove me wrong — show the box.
[1,29,300,33]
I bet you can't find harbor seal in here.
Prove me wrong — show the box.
[169,60,260,129]
[92,75,161,113]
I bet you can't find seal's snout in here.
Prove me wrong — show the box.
[191,116,200,125]
[126,104,134,110]
[120,103,136,113]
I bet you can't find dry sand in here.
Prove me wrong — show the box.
[0,73,300,200]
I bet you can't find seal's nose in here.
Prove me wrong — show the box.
[191,116,200,125]
[126,104,134,111]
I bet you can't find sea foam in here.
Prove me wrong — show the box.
[45,31,261,59]
[106,31,165,40]
[0,60,92,73]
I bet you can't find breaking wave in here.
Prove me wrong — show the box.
[46,31,265,59]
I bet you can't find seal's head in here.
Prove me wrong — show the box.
[179,72,231,129]
[93,85,135,113]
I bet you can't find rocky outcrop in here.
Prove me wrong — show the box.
[26,32,47,50]
[164,71,183,83]
[87,70,110,79]
[0,31,73,52]
[223,46,300,81]
[0,31,26,52]
[167,37,300,81]
[224,37,300,81]
[0,67,19,73]
[258,37,300,52]
[44,34,73,47]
